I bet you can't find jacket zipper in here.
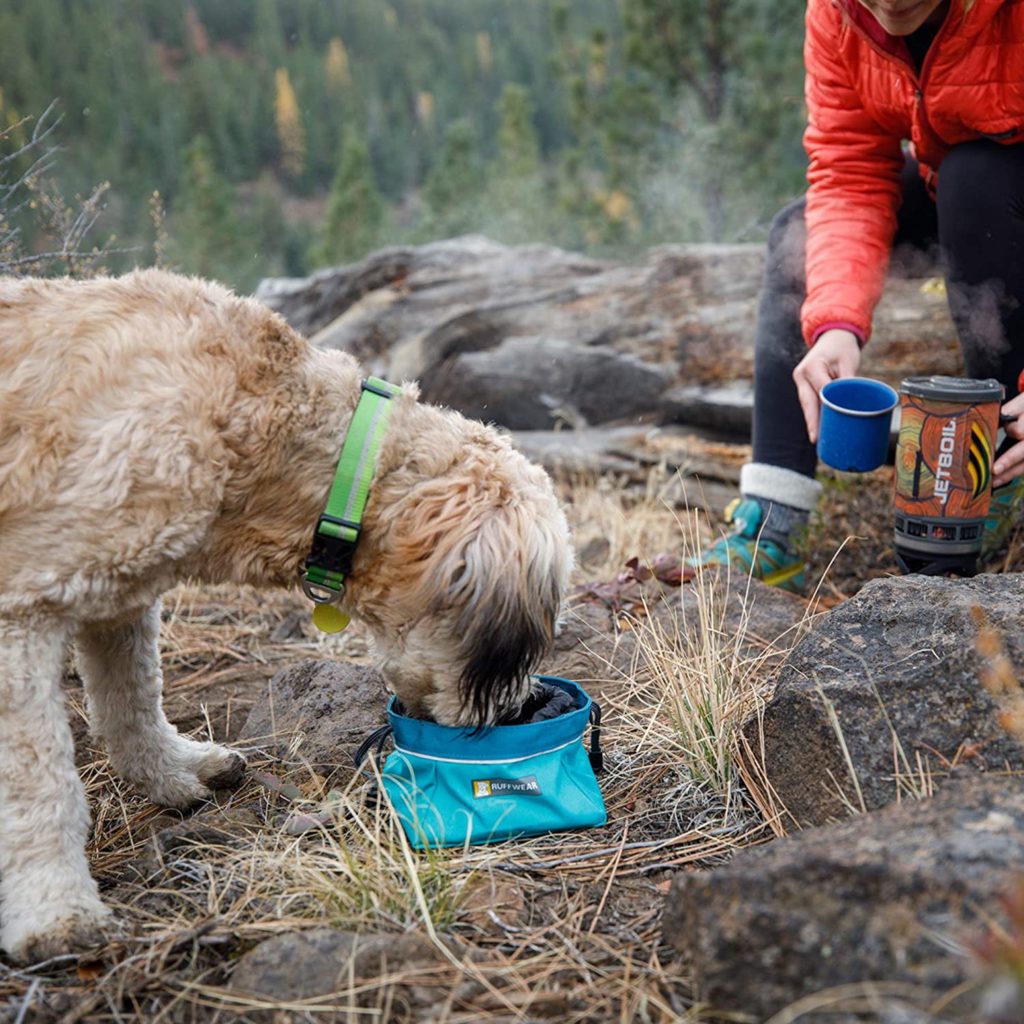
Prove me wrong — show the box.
[914,3,955,145]
[835,0,955,153]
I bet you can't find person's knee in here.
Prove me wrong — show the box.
[767,197,806,254]
[938,141,1024,241]
[764,197,807,289]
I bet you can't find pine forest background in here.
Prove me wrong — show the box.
[0,0,808,293]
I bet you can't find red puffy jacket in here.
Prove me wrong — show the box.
[802,0,1024,347]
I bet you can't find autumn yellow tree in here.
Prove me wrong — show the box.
[274,67,305,179]
[325,37,351,91]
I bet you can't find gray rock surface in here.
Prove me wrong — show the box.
[746,573,1024,827]
[153,806,261,857]
[230,928,450,1020]
[237,660,388,773]
[659,380,754,435]
[663,774,1024,1022]
[257,236,958,438]
[429,335,673,430]
[510,423,745,515]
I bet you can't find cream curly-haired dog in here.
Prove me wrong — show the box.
[0,268,572,963]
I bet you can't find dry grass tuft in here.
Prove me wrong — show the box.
[624,572,806,837]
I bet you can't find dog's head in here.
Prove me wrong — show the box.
[356,420,572,727]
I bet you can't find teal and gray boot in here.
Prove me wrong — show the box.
[689,497,806,593]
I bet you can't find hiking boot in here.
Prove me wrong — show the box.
[981,477,1024,559]
[689,497,806,593]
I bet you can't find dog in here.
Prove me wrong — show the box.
[0,268,573,963]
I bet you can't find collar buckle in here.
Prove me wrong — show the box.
[303,514,361,601]
[305,513,361,581]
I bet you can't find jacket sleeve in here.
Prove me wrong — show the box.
[801,0,904,347]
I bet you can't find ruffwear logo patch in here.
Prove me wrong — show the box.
[472,776,541,798]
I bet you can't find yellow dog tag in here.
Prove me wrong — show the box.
[312,604,351,634]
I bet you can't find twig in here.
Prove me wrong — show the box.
[13,978,40,1024]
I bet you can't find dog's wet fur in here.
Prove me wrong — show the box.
[0,269,573,962]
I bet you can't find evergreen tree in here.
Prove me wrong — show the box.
[622,0,805,240]
[495,84,541,179]
[419,119,483,239]
[551,6,655,250]
[165,134,253,286]
[246,173,311,278]
[253,0,286,68]
[310,129,385,267]
[480,84,550,244]
[0,0,806,282]
[325,37,351,91]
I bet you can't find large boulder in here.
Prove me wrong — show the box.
[428,335,673,430]
[257,236,958,437]
[747,573,1024,827]
[663,774,1024,1022]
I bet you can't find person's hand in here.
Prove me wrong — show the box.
[792,328,862,444]
[993,391,1024,488]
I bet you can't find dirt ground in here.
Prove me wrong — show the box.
[2,461,1021,1023]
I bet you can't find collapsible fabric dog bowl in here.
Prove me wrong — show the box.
[376,675,606,849]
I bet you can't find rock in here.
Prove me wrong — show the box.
[257,237,608,343]
[660,381,753,435]
[509,424,747,515]
[230,928,451,1020]
[257,236,959,438]
[540,602,639,692]
[747,574,1024,828]
[662,774,1024,1021]
[511,425,658,477]
[237,660,388,774]
[153,807,262,857]
[254,246,424,338]
[268,610,307,642]
[543,575,807,703]
[429,335,673,430]
[458,876,527,936]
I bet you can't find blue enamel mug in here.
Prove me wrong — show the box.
[817,377,899,472]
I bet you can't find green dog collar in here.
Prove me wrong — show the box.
[302,376,401,611]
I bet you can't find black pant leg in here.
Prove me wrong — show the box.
[937,141,1024,400]
[750,196,818,477]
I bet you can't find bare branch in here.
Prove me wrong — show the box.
[1,103,116,278]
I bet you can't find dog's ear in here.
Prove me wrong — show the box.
[455,578,555,725]
[229,306,306,396]
[383,470,570,725]
[447,501,567,725]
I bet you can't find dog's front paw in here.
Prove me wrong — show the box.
[126,740,246,809]
[2,897,116,965]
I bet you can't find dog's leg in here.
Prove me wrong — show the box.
[0,615,114,962]
[77,601,245,809]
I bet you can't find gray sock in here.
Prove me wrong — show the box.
[747,494,809,552]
